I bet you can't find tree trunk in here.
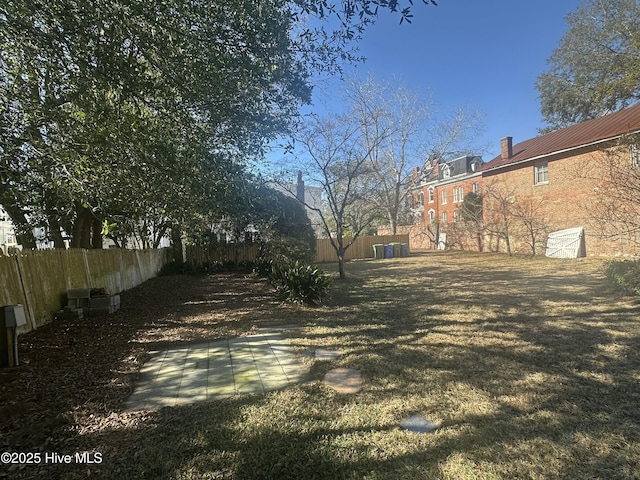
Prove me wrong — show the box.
[390,217,397,235]
[43,190,66,248]
[171,226,184,263]
[91,215,103,249]
[47,213,66,249]
[476,230,483,252]
[70,202,92,249]
[338,252,346,279]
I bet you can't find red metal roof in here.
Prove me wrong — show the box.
[480,103,640,172]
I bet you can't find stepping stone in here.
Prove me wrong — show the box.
[322,368,363,393]
[315,348,340,361]
[399,414,437,433]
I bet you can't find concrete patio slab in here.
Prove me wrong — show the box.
[124,333,309,411]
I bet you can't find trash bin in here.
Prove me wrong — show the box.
[384,244,394,259]
[391,242,402,258]
[1,305,27,368]
[372,244,384,259]
[400,243,409,257]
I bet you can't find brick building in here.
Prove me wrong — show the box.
[390,103,640,256]
[480,103,640,255]
[405,155,483,250]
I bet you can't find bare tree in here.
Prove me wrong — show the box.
[289,114,380,279]
[483,179,551,255]
[483,181,517,255]
[460,191,484,252]
[511,196,549,255]
[344,74,485,234]
[587,134,640,243]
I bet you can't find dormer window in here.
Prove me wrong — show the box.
[442,165,451,178]
[470,158,482,172]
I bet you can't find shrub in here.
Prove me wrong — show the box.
[159,261,196,276]
[253,257,274,278]
[603,260,640,296]
[270,261,331,305]
[253,237,316,279]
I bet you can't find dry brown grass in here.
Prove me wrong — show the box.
[2,251,640,479]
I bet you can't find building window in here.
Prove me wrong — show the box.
[441,190,447,205]
[428,186,434,203]
[6,234,15,244]
[472,182,480,194]
[535,162,549,185]
[632,144,640,168]
[419,192,424,206]
[428,209,435,224]
[453,188,458,203]
[442,165,451,178]
[442,211,448,223]
[458,186,464,202]
[453,210,459,222]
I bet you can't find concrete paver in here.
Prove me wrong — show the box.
[124,333,308,411]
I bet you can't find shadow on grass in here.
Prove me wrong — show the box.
[5,252,640,479]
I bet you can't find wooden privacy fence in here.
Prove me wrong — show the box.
[314,235,409,263]
[185,243,259,266]
[185,235,410,266]
[0,248,171,333]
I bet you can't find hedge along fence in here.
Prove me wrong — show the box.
[185,235,410,266]
[0,248,171,333]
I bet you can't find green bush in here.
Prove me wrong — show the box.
[270,261,331,305]
[159,261,196,276]
[253,257,274,278]
[253,237,316,279]
[603,260,640,296]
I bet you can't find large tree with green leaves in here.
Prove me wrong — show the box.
[1,0,438,249]
[536,0,640,130]
[1,0,311,247]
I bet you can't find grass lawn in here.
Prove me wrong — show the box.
[4,251,640,479]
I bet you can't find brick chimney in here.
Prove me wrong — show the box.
[296,171,305,202]
[501,137,513,161]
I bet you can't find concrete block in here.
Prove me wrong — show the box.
[55,308,84,320]
[89,296,112,308]
[89,295,120,314]
[67,288,91,299]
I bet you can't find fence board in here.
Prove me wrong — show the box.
[314,235,410,262]
[185,244,259,267]
[0,248,170,333]
[185,235,410,265]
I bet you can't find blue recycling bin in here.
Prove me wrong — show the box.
[384,244,393,259]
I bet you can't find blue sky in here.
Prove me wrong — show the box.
[304,0,583,161]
